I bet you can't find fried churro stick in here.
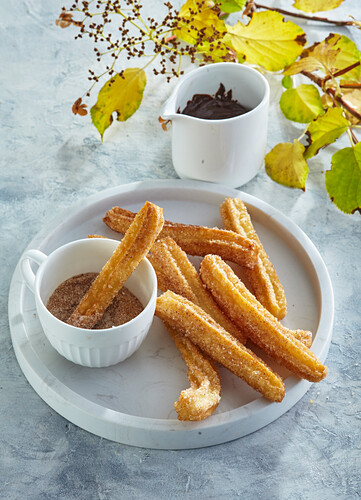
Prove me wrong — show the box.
[166,324,221,421]
[293,329,313,348]
[149,237,311,347]
[156,291,286,402]
[148,237,247,344]
[67,201,164,329]
[103,206,259,269]
[149,238,223,419]
[200,255,327,383]
[220,197,287,320]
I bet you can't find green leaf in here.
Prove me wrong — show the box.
[265,140,309,190]
[90,68,146,140]
[280,84,324,123]
[304,107,350,159]
[325,143,361,214]
[281,75,293,89]
[224,11,306,71]
[216,0,247,14]
[293,0,345,13]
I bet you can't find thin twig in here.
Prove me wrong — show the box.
[323,61,361,83]
[301,70,361,121]
[340,83,361,89]
[253,2,356,27]
[301,70,323,87]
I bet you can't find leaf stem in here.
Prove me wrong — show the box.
[347,127,359,146]
[296,129,308,142]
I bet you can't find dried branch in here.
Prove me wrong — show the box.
[253,2,356,27]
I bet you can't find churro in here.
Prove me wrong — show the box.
[220,197,287,320]
[292,329,313,348]
[166,324,221,421]
[103,206,259,269]
[156,291,286,402]
[67,201,164,329]
[148,236,247,344]
[200,255,327,383]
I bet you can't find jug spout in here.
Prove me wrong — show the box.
[160,93,179,121]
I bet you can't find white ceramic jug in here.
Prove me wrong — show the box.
[161,62,270,188]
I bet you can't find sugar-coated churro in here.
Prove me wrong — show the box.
[103,206,259,269]
[220,197,287,320]
[166,324,221,421]
[200,255,327,383]
[148,236,247,344]
[156,291,286,402]
[292,329,313,348]
[67,201,164,329]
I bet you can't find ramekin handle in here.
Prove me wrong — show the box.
[20,249,47,293]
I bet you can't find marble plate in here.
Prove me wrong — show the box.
[8,179,333,449]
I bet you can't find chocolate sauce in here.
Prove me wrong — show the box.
[179,83,249,120]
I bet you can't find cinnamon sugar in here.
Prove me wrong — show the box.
[46,272,144,329]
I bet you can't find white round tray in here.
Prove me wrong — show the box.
[8,179,333,449]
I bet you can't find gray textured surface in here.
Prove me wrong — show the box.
[1,1,360,499]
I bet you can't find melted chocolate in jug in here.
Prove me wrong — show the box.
[179,83,249,120]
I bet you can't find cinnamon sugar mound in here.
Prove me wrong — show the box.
[46,272,143,329]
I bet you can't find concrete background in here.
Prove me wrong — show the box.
[1,1,360,498]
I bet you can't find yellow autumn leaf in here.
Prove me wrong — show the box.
[224,11,306,72]
[216,0,247,14]
[265,140,309,190]
[321,93,334,108]
[304,107,350,159]
[298,34,360,80]
[297,34,361,81]
[340,87,361,124]
[280,84,324,123]
[301,34,340,75]
[174,0,226,46]
[283,56,322,76]
[293,0,345,13]
[321,89,361,125]
[90,68,146,140]
[196,40,240,63]
[328,34,361,82]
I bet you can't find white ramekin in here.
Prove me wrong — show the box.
[20,238,157,367]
